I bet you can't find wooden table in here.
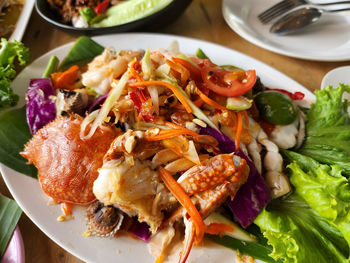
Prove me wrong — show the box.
[1,0,349,262]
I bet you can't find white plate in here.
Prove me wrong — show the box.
[320,66,350,110]
[9,0,35,41]
[1,33,314,263]
[321,66,350,90]
[222,0,350,61]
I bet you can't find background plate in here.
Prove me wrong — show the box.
[1,33,314,263]
[222,0,350,61]
[9,0,34,41]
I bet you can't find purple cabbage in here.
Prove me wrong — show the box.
[88,93,107,113]
[199,126,271,228]
[128,220,151,242]
[26,78,56,135]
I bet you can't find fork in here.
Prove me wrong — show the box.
[258,0,350,24]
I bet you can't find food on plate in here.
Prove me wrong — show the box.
[17,37,350,263]
[0,0,24,38]
[46,0,173,28]
[21,114,119,204]
[0,38,29,110]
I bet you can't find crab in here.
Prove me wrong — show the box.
[20,114,119,204]
[161,153,250,263]
[92,129,249,262]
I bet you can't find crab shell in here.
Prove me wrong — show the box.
[20,115,119,204]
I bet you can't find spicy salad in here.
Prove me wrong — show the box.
[10,36,350,263]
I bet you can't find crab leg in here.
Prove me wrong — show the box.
[177,154,237,196]
[169,154,249,263]
[179,217,196,263]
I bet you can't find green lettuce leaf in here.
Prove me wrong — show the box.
[0,39,29,110]
[287,153,350,248]
[255,195,350,263]
[299,84,350,175]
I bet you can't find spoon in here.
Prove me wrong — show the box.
[270,6,350,35]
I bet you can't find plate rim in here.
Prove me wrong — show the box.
[222,0,350,62]
[1,32,315,263]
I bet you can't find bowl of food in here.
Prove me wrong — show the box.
[35,0,192,34]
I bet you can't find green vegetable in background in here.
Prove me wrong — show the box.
[255,194,350,263]
[0,38,29,110]
[0,194,22,259]
[79,7,96,24]
[298,84,350,176]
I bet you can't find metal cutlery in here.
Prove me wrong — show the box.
[270,6,350,35]
[258,0,350,24]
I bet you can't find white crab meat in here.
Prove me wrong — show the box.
[93,158,176,233]
[148,226,175,260]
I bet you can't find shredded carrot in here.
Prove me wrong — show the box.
[61,203,73,216]
[159,167,205,244]
[235,112,243,151]
[242,110,249,127]
[174,97,204,111]
[196,89,227,111]
[164,121,200,138]
[166,59,190,85]
[145,128,199,141]
[205,223,234,235]
[51,65,80,90]
[164,121,185,129]
[128,81,192,113]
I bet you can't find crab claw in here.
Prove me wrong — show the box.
[177,154,236,196]
[179,217,195,263]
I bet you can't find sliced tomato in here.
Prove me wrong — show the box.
[200,60,257,97]
[266,88,305,100]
